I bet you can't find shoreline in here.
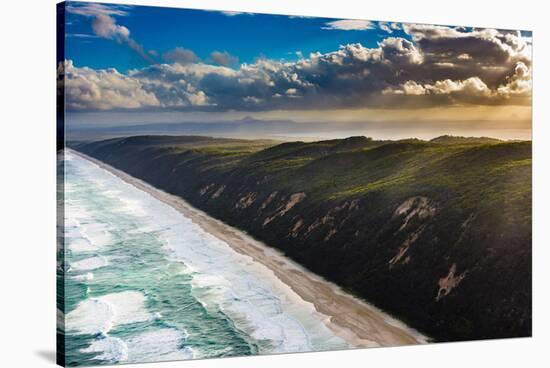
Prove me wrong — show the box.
[68,148,429,349]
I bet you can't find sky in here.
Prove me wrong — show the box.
[61,1,533,139]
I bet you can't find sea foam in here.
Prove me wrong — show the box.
[72,272,95,281]
[64,220,112,253]
[79,328,193,364]
[66,291,152,335]
[64,152,348,359]
[125,329,194,363]
[70,256,108,271]
[80,336,128,363]
[77,155,345,352]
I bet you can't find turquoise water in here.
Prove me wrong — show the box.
[58,151,347,366]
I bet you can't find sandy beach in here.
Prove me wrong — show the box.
[69,149,428,349]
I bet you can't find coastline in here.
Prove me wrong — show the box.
[68,148,429,349]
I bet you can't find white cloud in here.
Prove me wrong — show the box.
[62,60,160,110]
[92,14,130,41]
[384,77,493,102]
[378,22,401,33]
[428,77,492,96]
[66,3,130,17]
[323,19,374,31]
[383,81,426,95]
[66,33,97,39]
[379,37,423,65]
[220,11,253,16]
[390,23,401,30]
[497,62,532,97]
[68,5,154,64]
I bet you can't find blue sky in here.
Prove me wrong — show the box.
[65,2,412,72]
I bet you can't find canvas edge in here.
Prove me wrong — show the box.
[56,2,67,367]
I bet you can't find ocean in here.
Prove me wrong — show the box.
[57,151,348,366]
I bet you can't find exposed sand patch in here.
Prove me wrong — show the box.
[263,192,306,226]
[436,263,467,302]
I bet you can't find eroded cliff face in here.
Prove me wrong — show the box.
[73,135,532,342]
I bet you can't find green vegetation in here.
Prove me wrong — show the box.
[72,134,532,344]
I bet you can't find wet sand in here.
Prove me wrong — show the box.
[69,149,429,349]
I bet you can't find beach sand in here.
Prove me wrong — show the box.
[69,149,429,349]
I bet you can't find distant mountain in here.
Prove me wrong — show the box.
[67,119,528,143]
[66,118,303,141]
[71,135,532,342]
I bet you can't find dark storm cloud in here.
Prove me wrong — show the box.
[402,25,531,86]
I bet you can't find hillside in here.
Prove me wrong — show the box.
[70,135,532,342]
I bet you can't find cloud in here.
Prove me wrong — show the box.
[322,19,374,31]
[430,77,492,97]
[384,62,531,105]
[384,80,427,96]
[92,14,130,41]
[497,62,532,98]
[402,24,531,87]
[220,11,253,16]
[66,3,130,17]
[64,26,532,112]
[66,33,97,39]
[384,77,491,97]
[92,14,154,63]
[379,37,423,65]
[378,22,401,33]
[68,4,155,64]
[105,62,221,109]
[61,60,160,110]
[210,51,239,66]
[163,47,200,64]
